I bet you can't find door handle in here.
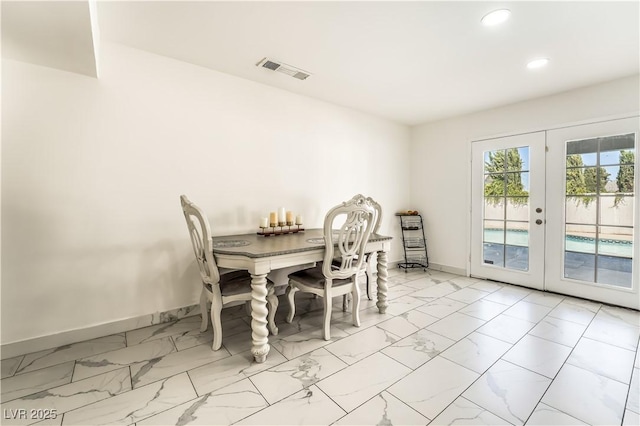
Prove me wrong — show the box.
[536,219,543,225]
[536,208,543,213]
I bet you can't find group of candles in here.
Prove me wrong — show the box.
[260,208,303,228]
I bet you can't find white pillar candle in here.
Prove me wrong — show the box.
[278,207,286,224]
[260,217,268,228]
[295,215,303,225]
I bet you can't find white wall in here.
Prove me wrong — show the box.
[410,75,640,273]
[1,42,410,347]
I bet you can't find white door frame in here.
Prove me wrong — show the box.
[470,131,546,290]
[545,117,639,309]
[468,114,639,310]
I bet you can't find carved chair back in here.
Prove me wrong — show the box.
[180,195,220,287]
[322,194,375,281]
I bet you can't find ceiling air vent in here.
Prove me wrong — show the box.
[256,57,311,80]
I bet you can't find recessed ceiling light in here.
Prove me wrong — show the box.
[527,58,550,69]
[481,9,511,26]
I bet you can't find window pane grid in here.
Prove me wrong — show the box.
[483,147,530,271]
[564,134,635,286]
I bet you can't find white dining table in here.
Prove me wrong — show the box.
[212,228,392,363]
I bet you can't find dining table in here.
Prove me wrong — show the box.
[212,228,392,363]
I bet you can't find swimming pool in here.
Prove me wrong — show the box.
[483,229,633,258]
[482,229,633,287]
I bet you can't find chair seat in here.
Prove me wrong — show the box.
[289,264,353,289]
[218,270,258,296]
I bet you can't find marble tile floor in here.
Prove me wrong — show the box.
[2,269,639,426]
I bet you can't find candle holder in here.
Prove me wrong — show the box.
[287,221,293,226]
[257,225,305,237]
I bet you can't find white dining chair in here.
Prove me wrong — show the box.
[285,194,375,340]
[180,195,279,351]
[333,195,381,307]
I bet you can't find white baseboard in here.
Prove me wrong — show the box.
[1,261,462,359]
[390,259,467,277]
[425,262,467,277]
[1,305,201,359]
[0,266,313,359]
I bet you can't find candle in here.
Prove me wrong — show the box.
[295,215,303,225]
[286,211,294,225]
[278,207,286,225]
[269,212,277,227]
[260,217,268,228]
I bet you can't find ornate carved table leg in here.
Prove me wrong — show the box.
[376,250,389,314]
[250,273,271,363]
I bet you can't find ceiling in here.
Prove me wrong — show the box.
[3,1,639,125]
[2,1,97,78]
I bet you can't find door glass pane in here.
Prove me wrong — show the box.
[620,150,636,164]
[601,166,618,193]
[484,150,505,173]
[506,148,529,171]
[564,133,635,287]
[600,151,622,166]
[598,226,633,257]
[484,197,504,220]
[506,221,528,246]
[617,165,635,193]
[600,195,634,227]
[522,172,530,193]
[566,167,591,195]
[506,245,529,271]
[506,197,529,221]
[566,196,597,224]
[567,152,598,167]
[482,146,530,272]
[583,167,601,194]
[597,255,633,287]
[484,174,505,196]
[565,252,595,282]
[565,225,596,253]
[484,220,504,244]
[505,171,526,193]
[483,243,504,267]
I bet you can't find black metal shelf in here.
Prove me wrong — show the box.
[396,214,429,272]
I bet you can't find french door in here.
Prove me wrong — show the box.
[546,118,639,309]
[471,117,639,309]
[471,132,546,290]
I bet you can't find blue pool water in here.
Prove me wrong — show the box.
[483,229,633,257]
[482,229,633,287]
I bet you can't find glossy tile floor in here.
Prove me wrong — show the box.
[2,269,639,425]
